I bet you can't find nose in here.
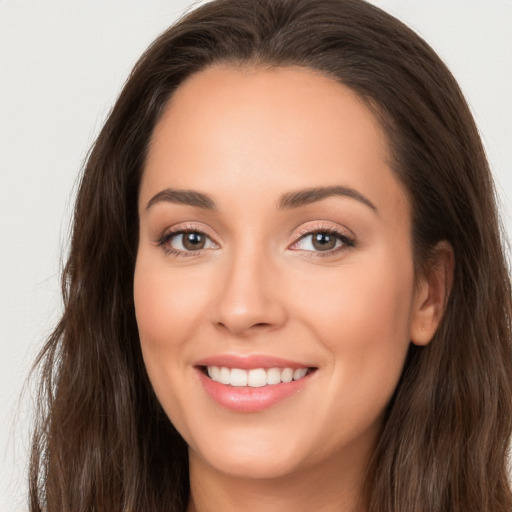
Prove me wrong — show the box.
[212,245,288,337]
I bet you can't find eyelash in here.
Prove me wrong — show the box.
[156,224,217,257]
[156,223,356,258]
[290,224,356,258]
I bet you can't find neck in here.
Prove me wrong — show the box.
[186,449,369,512]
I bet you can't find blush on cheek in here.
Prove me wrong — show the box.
[297,259,414,377]
[135,266,200,344]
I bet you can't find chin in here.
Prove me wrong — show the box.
[186,420,315,480]
[193,443,308,480]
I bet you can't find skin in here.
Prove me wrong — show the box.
[134,66,452,512]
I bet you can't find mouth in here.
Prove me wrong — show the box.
[194,356,318,413]
[200,365,315,387]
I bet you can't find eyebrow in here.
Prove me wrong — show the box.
[277,185,377,212]
[146,188,216,210]
[145,185,377,213]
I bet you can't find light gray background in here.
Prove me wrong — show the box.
[1,1,511,510]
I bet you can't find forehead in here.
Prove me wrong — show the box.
[141,65,409,223]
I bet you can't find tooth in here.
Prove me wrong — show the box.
[266,367,281,385]
[219,367,231,385]
[208,365,309,386]
[230,368,248,387]
[208,366,220,380]
[281,368,293,383]
[248,368,267,387]
[293,368,307,380]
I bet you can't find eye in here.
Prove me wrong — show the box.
[172,232,208,251]
[158,229,217,255]
[291,228,355,254]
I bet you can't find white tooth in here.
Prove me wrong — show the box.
[266,367,281,385]
[248,368,267,387]
[293,368,308,381]
[219,367,231,385]
[209,366,308,386]
[281,368,293,383]
[208,366,220,381]
[230,368,248,387]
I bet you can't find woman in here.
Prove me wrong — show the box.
[29,0,512,511]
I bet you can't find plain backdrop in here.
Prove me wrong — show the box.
[1,1,511,510]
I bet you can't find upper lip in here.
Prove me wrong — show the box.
[194,354,315,370]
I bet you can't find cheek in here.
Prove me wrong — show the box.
[288,248,415,412]
[294,254,413,343]
[133,253,212,418]
[134,256,210,349]
[133,253,211,432]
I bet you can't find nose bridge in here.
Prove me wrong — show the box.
[213,236,286,335]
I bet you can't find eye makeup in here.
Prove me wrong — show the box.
[289,221,356,259]
[156,223,219,257]
[154,219,357,260]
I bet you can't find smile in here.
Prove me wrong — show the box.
[194,355,318,412]
[206,366,310,387]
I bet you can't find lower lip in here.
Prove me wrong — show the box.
[196,369,314,413]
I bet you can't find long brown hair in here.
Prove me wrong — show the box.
[30,1,512,511]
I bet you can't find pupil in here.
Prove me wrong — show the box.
[183,232,205,250]
[312,232,336,251]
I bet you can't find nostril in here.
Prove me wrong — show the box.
[214,319,274,334]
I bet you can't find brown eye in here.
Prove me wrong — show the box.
[162,230,217,254]
[179,232,206,250]
[311,232,337,251]
[291,228,355,254]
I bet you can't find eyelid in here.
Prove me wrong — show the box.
[289,221,356,254]
[291,221,355,241]
[157,221,218,240]
[156,222,220,256]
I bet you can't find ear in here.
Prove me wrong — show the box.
[410,240,455,346]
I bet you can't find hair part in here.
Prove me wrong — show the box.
[30,1,512,511]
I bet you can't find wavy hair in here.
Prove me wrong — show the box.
[30,0,512,511]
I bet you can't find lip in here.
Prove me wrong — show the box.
[194,354,317,413]
[194,354,312,370]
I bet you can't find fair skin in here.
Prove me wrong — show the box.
[134,66,452,512]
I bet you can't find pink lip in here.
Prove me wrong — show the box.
[196,370,315,413]
[194,354,317,413]
[194,354,311,370]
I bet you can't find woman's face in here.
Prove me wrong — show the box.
[134,66,432,480]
